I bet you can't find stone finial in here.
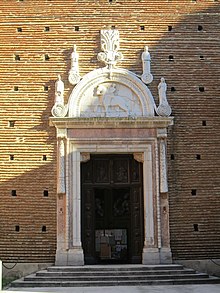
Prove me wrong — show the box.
[97,29,123,69]
[141,46,153,84]
[55,74,64,104]
[156,77,172,117]
[69,45,81,85]
[52,75,68,117]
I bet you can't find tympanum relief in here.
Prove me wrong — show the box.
[80,82,142,118]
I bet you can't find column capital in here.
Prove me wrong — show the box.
[157,128,167,139]
[57,128,67,139]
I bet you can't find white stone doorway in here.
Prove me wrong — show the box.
[50,117,173,266]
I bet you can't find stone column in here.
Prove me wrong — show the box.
[135,148,160,264]
[157,129,172,264]
[66,149,84,265]
[55,129,69,265]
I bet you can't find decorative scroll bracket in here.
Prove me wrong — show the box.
[133,152,144,163]
[80,153,90,163]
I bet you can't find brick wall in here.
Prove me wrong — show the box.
[0,0,219,262]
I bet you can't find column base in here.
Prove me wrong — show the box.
[142,248,160,264]
[160,248,172,264]
[55,248,84,266]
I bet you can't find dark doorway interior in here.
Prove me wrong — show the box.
[81,154,144,264]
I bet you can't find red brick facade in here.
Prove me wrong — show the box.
[0,0,219,262]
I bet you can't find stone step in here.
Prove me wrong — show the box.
[36,268,196,277]
[47,264,183,272]
[12,277,220,288]
[10,265,220,288]
[24,273,209,282]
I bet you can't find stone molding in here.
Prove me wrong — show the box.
[50,116,174,131]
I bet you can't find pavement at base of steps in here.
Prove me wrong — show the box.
[4,284,220,293]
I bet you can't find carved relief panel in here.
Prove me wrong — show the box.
[80,82,142,118]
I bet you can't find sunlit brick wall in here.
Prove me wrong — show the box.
[0,0,219,262]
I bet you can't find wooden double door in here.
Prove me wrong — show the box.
[81,154,144,264]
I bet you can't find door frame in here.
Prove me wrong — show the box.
[50,117,173,265]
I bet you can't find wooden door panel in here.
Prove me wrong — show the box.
[81,155,143,264]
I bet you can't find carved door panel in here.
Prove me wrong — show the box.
[81,155,143,264]
[130,186,144,263]
[81,187,95,264]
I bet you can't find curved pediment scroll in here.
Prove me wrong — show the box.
[68,67,156,118]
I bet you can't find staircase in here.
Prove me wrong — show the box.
[11,264,220,287]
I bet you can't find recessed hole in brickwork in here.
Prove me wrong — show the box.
[140,25,145,31]
[171,154,175,160]
[198,25,203,31]
[43,155,47,161]
[44,26,50,32]
[202,120,207,126]
[171,87,176,92]
[14,86,19,91]
[44,85,49,91]
[193,224,199,232]
[75,26,79,31]
[42,225,47,232]
[17,27,22,32]
[9,121,15,127]
[43,190,49,197]
[196,154,201,160]
[44,54,50,61]
[200,55,204,60]
[168,25,173,31]
[10,155,14,161]
[169,55,174,61]
[199,86,205,92]
[191,189,197,196]
[11,190,17,196]
[15,225,20,232]
[14,54,20,61]
[111,25,116,29]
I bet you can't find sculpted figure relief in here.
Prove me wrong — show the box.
[156,77,172,117]
[52,75,68,117]
[96,84,130,115]
[141,46,153,84]
[68,45,81,85]
[55,74,64,104]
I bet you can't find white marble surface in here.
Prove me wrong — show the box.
[6,284,220,293]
